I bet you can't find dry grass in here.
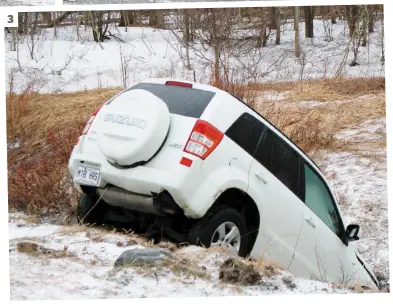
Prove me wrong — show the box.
[7,88,121,217]
[258,92,385,154]
[249,77,385,102]
[16,241,75,259]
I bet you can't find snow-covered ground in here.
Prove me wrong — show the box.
[320,122,388,286]
[9,214,355,300]
[4,18,385,94]
[0,0,54,6]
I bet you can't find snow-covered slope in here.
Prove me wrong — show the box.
[9,214,355,300]
[4,19,384,94]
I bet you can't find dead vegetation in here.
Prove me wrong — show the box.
[248,77,385,101]
[6,88,121,218]
[258,87,385,155]
[16,241,75,259]
[219,257,262,285]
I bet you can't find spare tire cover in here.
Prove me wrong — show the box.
[95,89,170,167]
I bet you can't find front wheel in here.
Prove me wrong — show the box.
[188,206,250,257]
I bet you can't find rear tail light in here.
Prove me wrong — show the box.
[165,80,192,88]
[184,120,223,160]
[81,105,103,135]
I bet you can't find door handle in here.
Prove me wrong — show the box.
[305,217,316,229]
[255,172,267,184]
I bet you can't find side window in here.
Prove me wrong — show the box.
[304,164,341,236]
[226,113,265,155]
[255,128,301,198]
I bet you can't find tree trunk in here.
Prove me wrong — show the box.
[270,7,277,30]
[119,11,134,27]
[361,6,368,47]
[381,5,384,62]
[256,8,267,48]
[211,11,220,86]
[183,10,191,70]
[294,7,301,57]
[346,5,360,38]
[149,10,165,29]
[276,8,281,45]
[367,6,374,33]
[304,6,314,38]
[331,7,337,24]
[42,12,52,24]
[46,11,72,28]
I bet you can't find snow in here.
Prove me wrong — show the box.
[9,214,353,300]
[4,18,385,94]
[317,117,388,285]
[1,0,54,6]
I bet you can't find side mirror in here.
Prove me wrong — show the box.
[346,224,361,242]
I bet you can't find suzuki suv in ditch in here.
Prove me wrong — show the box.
[68,78,378,289]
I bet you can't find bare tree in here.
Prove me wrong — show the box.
[275,8,281,45]
[294,7,301,58]
[149,10,166,29]
[380,5,385,62]
[304,6,314,38]
[182,10,192,70]
[361,6,368,47]
[256,7,268,48]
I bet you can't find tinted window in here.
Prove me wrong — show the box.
[230,93,323,173]
[255,128,301,197]
[304,164,341,236]
[226,113,265,155]
[126,83,215,118]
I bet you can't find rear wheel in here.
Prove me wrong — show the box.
[77,194,107,226]
[188,206,250,257]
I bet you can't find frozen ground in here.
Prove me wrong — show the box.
[1,0,54,6]
[318,118,388,286]
[4,18,385,94]
[9,214,354,300]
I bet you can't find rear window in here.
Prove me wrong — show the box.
[126,83,215,118]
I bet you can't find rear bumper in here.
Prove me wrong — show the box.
[68,150,219,218]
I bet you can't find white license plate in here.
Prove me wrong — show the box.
[74,166,100,186]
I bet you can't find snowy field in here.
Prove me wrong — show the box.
[9,214,355,300]
[0,0,54,6]
[4,18,385,94]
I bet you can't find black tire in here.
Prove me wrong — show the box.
[188,206,250,257]
[77,194,107,226]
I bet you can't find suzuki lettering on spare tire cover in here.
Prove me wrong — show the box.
[96,89,170,167]
[103,113,148,129]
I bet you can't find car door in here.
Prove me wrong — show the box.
[289,163,360,285]
[248,127,305,268]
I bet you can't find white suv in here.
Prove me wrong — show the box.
[68,79,378,289]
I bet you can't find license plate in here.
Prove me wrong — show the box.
[74,165,100,186]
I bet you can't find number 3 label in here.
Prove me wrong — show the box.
[3,12,18,28]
